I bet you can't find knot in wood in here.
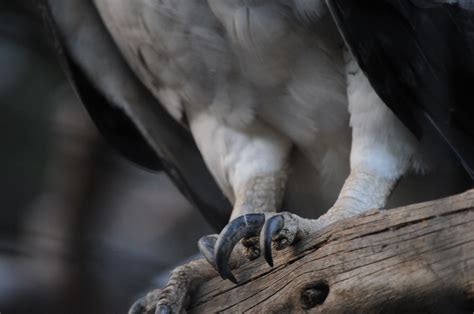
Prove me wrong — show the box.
[300,282,329,310]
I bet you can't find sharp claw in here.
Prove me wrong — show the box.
[198,234,217,268]
[214,213,266,283]
[220,263,238,284]
[261,215,284,267]
[156,305,171,314]
[129,297,145,314]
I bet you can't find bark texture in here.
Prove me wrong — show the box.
[190,189,474,313]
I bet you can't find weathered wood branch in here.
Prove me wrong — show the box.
[190,190,474,313]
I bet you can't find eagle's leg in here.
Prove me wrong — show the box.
[214,163,403,275]
[228,170,289,261]
[214,58,422,281]
[198,166,290,272]
[213,163,400,274]
[188,110,292,271]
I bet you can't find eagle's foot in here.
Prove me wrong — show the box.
[128,273,189,314]
[199,233,260,266]
[212,212,309,283]
[198,233,256,282]
[129,259,216,314]
[241,236,261,261]
[129,289,162,314]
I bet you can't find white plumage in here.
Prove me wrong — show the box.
[49,0,468,251]
[88,0,464,218]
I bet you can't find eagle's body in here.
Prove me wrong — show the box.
[45,0,472,311]
[93,0,350,214]
[90,0,466,216]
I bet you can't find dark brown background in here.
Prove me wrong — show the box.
[0,2,212,313]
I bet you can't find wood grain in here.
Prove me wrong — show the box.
[190,189,474,313]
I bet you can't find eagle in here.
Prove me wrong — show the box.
[41,0,473,312]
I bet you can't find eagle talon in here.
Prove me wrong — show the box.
[155,305,171,314]
[129,288,164,314]
[214,213,266,282]
[213,212,303,282]
[198,234,218,269]
[261,215,284,267]
[129,296,147,314]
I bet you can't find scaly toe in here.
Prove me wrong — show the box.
[242,236,261,260]
[155,305,171,314]
[243,245,260,260]
[129,288,163,314]
[129,297,146,314]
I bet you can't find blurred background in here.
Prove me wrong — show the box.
[0,2,212,313]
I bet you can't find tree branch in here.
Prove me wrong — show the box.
[190,189,474,313]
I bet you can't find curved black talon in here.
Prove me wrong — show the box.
[198,234,217,268]
[129,297,146,314]
[260,215,284,267]
[214,213,266,283]
[155,305,171,314]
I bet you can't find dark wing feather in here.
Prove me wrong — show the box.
[37,0,162,171]
[61,45,165,172]
[327,0,474,180]
[39,0,230,230]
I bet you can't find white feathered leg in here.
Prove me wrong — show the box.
[213,55,426,277]
[129,110,292,312]
[187,109,292,279]
[321,55,423,223]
